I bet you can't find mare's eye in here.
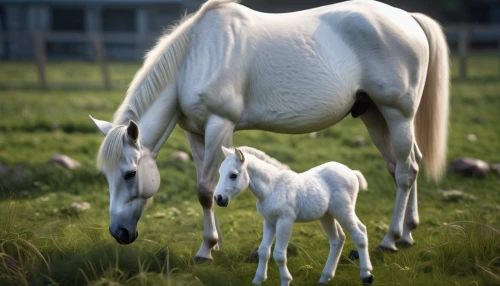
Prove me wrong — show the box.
[229,173,238,180]
[125,171,136,180]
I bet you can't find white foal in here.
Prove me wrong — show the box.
[214,146,373,285]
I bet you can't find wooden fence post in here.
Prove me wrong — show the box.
[92,34,111,89]
[33,32,47,89]
[458,26,469,80]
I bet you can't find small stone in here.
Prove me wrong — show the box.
[170,151,190,162]
[152,212,167,219]
[353,136,366,147]
[71,202,91,211]
[48,154,81,169]
[466,134,477,142]
[448,157,490,178]
[308,132,317,138]
[438,189,476,202]
[491,163,500,176]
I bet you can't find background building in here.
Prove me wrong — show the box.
[1,0,499,60]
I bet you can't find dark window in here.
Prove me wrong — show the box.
[51,7,85,31]
[0,6,6,31]
[102,8,135,32]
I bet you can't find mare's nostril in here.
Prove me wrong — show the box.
[119,227,130,243]
[216,195,222,203]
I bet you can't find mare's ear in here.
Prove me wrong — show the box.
[89,115,114,136]
[235,148,245,163]
[127,120,140,143]
[221,146,234,157]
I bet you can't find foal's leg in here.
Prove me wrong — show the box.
[377,104,419,252]
[253,220,276,285]
[274,218,294,286]
[333,209,373,283]
[319,215,345,284]
[188,117,234,262]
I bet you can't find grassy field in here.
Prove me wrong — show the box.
[0,57,499,286]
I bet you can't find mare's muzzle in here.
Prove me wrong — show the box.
[215,194,228,207]
[109,225,138,244]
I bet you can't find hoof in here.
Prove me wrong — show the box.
[376,245,397,253]
[193,256,212,264]
[362,275,373,285]
[245,248,259,263]
[348,250,359,260]
[395,240,413,249]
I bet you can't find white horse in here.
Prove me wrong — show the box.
[214,146,373,285]
[89,0,449,261]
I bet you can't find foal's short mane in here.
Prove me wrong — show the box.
[112,0,239,125]
[239,146,290,170]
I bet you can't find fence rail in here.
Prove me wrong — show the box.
[0,25,499,89]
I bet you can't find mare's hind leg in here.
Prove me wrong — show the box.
[376,102,420,252]
[361,105,421,250]
[319,215,345,284]
[398,143,423,248]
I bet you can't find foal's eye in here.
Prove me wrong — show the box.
[124,171,137,180]
[229,173,238,180]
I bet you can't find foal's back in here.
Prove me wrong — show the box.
[281,162,359,222]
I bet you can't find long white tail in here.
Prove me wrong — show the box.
[411,13,450,182]
[353,170,368,191]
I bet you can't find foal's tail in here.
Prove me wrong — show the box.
[352,170,368,191]
[411,13,450,182]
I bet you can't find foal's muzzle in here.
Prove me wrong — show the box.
[215,194,228,207]
[109,226,138,244]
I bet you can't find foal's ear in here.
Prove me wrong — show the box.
[235,148,245,163]
[127,120,140,143]
[89,115,114,136]
[221,146,234,157]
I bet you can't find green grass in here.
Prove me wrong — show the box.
[0,56,499,285]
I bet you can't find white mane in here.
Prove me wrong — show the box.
[238,146,290,170]
[112,0,239,125]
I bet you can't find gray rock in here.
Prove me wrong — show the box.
[448,157,489,178]
[491,163,500,176]
[170,151,190,162]
[466,134,477,142]
[438,189,476,202]
[353,136,367,147]
[48,154,81,169]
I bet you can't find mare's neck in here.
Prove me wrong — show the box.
[137,84,179,157]
[246,155,280,202]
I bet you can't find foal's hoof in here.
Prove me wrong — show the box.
[362,275,373,285]
[348,250,359,260]
[245,248,259,263]
[395,240,413,249]
[376,245,397,253]
[193,256,212,264]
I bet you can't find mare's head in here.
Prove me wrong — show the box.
[214,146,250,207]
[90,116,160,244]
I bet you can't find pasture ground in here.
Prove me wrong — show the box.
[0,57,499,285]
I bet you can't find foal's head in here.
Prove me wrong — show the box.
[214,146,250,207]
[90,116,160,244]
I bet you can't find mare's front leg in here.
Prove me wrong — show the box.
[190,117,234,262]
[252,220,276,285]
[274,218,294,286]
